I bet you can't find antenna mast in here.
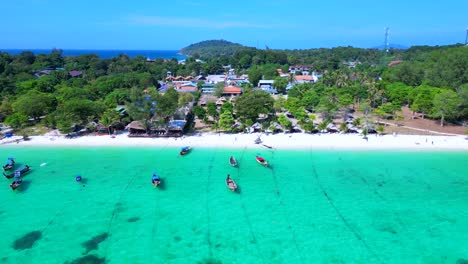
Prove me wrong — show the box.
[465,28,468,45]
[382,27,390,66]
[384,27,390,53]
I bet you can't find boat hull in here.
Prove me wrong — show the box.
[255,157,268,167]
[229,157,238,167]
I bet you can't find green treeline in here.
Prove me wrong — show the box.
[0,44,467,135]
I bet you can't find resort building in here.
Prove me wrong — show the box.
[294,75,318,84]
[206,75,226,84]
[201,83,215,94]
[258,80,277,94]
[222,86,242,97]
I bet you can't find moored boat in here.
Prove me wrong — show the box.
[180,146,191,156]
[151,172,161,188]
[3,165,30,179]
[2,158,15,171]
[229,156,238,167]
[226,174,237,192]
[10,178,22,190]
[255,156,268,167]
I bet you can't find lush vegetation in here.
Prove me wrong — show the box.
[180,40,246,58]
[0,43,466,136]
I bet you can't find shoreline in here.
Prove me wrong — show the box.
[1,133,467,151]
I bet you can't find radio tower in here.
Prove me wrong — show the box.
[384,27,390,52]
[382,27,390,66]
[465,28,468,45]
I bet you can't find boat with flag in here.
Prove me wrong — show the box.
[2,158,15,171]
[4,165,30,179]
[151,172,161,188]
[180,146,191,156]
[255,155,268,167]
[229,156,238,167]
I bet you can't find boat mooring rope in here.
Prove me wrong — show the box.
[205,147,219,258]
[268,151,306,264]
[236,147,267,264]
[309,151,383,264]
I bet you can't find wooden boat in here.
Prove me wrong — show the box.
[3,165,30,179]
[2,158,15,171]
[151,173,161,188]
[229,156,238,167]
[10,178,22,191]
[254,137,262,144]
[180,146,191,156]
[226,175,237,192]
[255,156,268,167]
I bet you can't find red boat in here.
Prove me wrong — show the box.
[255,156,268,167]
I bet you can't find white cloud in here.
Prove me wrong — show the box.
[122,15,278,29]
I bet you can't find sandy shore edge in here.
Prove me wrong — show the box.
[1,133,467,151]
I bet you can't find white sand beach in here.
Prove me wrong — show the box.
[2,132,467,150]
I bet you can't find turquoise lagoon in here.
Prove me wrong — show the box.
[0,146,467,264]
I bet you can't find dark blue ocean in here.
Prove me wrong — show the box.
[0,49,186,60]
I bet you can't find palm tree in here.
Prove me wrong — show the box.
[317,120,329,133]
[100,109,120,135]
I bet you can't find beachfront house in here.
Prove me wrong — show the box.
[126,121,147,136]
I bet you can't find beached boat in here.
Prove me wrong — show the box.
[3,165,30,179]
[255,156,268,167]
[254,137,262,144]
[10,178,22,191]
[151,173,161,188]
[229,156,238,167]
[2,158,15,171]
[180,146,191,156]
[226,175,237,192]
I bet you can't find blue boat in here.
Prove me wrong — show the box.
[180,146,191,156]
[4,165,30,179]
[151,172,161,187]
[2,158,15,171]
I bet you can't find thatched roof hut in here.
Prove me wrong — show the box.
[125,121,145,134]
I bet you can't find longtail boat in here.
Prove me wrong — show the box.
[180,146,191,156]
[255,156,268,167]
[229,156,238,167]
[2,158,15,171]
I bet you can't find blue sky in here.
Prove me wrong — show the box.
[1,0,467,50]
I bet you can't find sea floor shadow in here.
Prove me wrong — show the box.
[17,180,32,192]
[156,179,166,190]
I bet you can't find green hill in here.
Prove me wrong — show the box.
[180,40,248,57]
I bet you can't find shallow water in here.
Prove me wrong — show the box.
[0,146,467,264]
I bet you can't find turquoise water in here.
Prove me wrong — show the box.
[0,146,467,264]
